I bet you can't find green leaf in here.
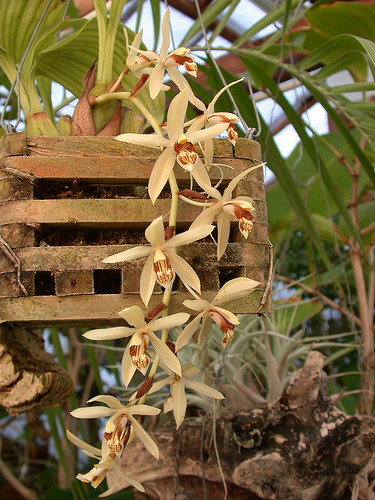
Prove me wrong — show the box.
[180,0,236,46]
[306,2,375,41]
[273,298,323,333]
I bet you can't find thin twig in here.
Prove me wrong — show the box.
[0,233,28,296]
[275,274,363,329]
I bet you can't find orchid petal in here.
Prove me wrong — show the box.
[128,415,159,459]
[150,312,190,332]
[181,363,201,378]
[71,407,116,419]
[166,87,190,140]
[87,395,123,408]
[197,314,213,347]
[217,212,231,260]
[66,430,101,456]
[102,245,151,264]
[223,163,264,199]
[211,305,240,325]
[171,380,186,429]
[160,8,170,57]
[165,224,214,250]
[140,253,157,306]
[148,376,174,394]
[148,146,176,204]
[115,132,169,148]
[164,395,173,413]
[208,78,245,113]
[187,122,228,143]
[121,344,137,388]
[182,299,210,311]
[167,252,201,294]
[127,404,161,416]
[117,305,145,328]
[116,468,145,493]
[189,204,220,230]
[192,164,221,199]
[184,379,225,400]
[167,67,205,110]
[145,216,165,247]
[214,277,260,306]
[204,137,214,166]
[192,159,212,189]
[83,326,134,341]
[148,61,165,99]
[149,331,182,376]
[175,314,203,351]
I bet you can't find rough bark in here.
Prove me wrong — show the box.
[0,323,73,415]
[111,352,375,500]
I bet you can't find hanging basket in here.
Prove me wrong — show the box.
[0,133,272,327]
[0,132,271,414]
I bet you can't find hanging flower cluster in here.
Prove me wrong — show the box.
[68,8,263,496]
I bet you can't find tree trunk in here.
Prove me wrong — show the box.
[110,352,375,500]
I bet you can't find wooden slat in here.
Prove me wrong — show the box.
[0,198,268,227]
[0,289,269,326]
[1,155,264,186]
[0,242,270,274]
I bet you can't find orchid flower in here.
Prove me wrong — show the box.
[71,395,160,460]
[129,8,197,100]
[181,164,264,260]
[102,215,214,306]
[84,304,189,383]
[115,87,228,203]
[124,28,157,78]
[66,429,145,496]
[185,78,244,165]
[175,277,260,351]
[145,363,224,429]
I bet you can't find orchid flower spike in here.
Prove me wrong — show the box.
[71,395,161,461]
[176,277,260,351]
[145,363,224,429]
[83,304,189,384]
[115,87,228,203]
[66,429,145,496]
[101,215,214,306]
[182,163,265,260]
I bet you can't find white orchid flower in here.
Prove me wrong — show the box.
[116,87,228,203]
[146,363,224,429]
[124,28,157,78]
[129,8,197,99]
[185,78,244,165]
[66,429,145,496]
[84,304,189,383]
[181,164,264,260]
[102,215,214,306]
[71,395,161,461]
[176,277,260,351]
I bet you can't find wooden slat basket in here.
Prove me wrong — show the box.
[0,133,271,325]
[0,133,271,414]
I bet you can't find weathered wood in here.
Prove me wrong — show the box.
[0,198,268,226]
[0,289,268,326]
[55,270,94,296]
[0,323,73,415]
[0,134,271,325]
[108,352,375,500]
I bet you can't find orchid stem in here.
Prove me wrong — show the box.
[137,102,180,404]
